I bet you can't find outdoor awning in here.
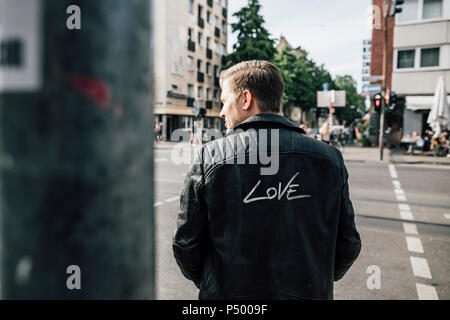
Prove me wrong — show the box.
[406,95,450,111]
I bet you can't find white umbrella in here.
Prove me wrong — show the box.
[427,76,449,133]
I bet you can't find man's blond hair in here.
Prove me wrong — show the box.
[220,60,284,113]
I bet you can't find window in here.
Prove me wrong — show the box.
[206,88,211,100]
[397,50,415,68]
[420,47,439,67]
[188,0,193,13]
[222,0,226,7]
[214,65,219,77]
[206,37,211,49]
[188,28,193,41]
[206,62,211,75]
[398,0,418,22]
[423,0,442,19]
[198,32,202,45]
[198,5,203,18]
[214,89,218,99]
[221,44,226,56]
[187,56,194,70]
[198,86,203,99]
[197,59,202,71]
[214,15,219,27]
[222,20,226,33]
[207,11,211,23]
[188,84,194,97]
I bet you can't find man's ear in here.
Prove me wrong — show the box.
[241,89,253,111]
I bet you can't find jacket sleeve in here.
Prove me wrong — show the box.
[334,158,362,281]
[172,149,208,288]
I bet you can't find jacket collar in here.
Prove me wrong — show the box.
[227,113,306,135]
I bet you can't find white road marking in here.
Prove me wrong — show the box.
[392,180,401,189]
[410,256,432,279]
[398,203,411,212]
[388,164,398,178]
[444,214,450,220]
[154,202,163,207]
[400,211,414,220]
[403,223,418,235]
[416,283,439,300]
[406,236,424,254]
[396,194,407,202]
[394,189,405,195]
[164,196,180,203]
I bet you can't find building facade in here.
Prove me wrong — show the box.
[153,0,228,140]
[362,39,372,89]
[392,0,450,136]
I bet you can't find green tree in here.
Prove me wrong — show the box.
[274,47,336,120]
[334,75,365,125]
[227,0,276,66]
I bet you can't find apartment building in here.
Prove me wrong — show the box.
[362,39,372,90]
[153,0,228,140]
[392,0,450,135]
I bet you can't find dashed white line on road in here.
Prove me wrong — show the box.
[154,202,163,207]
[444,214,450,219]
[388,164,398,178]
[406,236,424,254]
[164,196,180,203]
[416,283,439,300]
[394,189,405,195]
[410,256,432,279]
[396,194,407,202]
[403,223,418,235]
[400,211,414,220]
[392,180,401,189]
[398,203,411,212]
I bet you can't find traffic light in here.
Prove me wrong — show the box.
[390,0,404,16]
[386,91,397,111]
[374,94,382,113]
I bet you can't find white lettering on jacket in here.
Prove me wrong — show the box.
[243,171,311,204]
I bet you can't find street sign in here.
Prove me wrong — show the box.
[362,84,381,94]
[317,90,346,107]
[322,83,329,91]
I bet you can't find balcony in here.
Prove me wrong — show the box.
[198,17,204,28]
[187,40,195,52]
[221,55,226,66]
[197,72,205,83]
[214,27,220,38]
[222,8,227,18]
[207,0,213,7]
[206,100,213,109]
[206,48,212,59]
[187,97,195,107]
[214,77,220,87]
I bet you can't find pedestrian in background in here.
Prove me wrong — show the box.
[319,122,331,145]
[173,60,361,300]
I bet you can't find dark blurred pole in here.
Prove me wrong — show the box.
[379,0,391,161]
[0,0,154,299]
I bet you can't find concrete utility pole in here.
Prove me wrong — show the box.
[0,0,154,299]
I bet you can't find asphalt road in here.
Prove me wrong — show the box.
[154,145,450,300]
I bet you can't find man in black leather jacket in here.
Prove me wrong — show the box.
[173,60,361,300]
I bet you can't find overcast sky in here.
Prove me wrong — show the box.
[227,0,372,92]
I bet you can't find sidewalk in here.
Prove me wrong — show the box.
[155,142,450,166]
[343,146,450,166]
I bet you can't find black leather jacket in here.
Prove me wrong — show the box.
[173,113,361,300]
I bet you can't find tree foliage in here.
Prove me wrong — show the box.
[334,75,366,125]
[226,0,276,66]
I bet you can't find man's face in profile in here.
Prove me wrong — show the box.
[219,78,247,133]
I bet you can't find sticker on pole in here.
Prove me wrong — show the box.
[0,0,42,92]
